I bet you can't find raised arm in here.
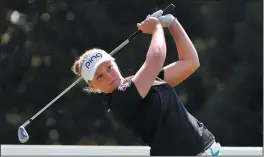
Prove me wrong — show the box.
[132,17,167,98]
[159,15,200,87]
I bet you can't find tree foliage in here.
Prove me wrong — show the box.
[0,0,262,146]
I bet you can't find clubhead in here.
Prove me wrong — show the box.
[18,126,29,143]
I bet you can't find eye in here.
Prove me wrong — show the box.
[97,74,103,80]
[107,65,113,71]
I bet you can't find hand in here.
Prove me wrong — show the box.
[158,14,176,27]
[137,17,161,34]
[146,10,163,18]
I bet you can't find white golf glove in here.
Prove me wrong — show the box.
[147,11,175,28]
[148,10,163,18]
[158,14,176,27]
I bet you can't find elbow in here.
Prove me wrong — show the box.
[190,59,200,72]
[193,50,200,68]
[185,59,200,73]
[194,59,200,69]
[190,52,200,70]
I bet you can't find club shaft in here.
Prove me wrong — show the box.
[109,3,175,55]
[21,3,175,128]
[22,77,83,127]
[22,39,131,128]
[109,40,129,56]
[126,3,175,41]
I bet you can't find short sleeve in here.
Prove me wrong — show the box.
[108,80,143,117]
[157,68,164,80]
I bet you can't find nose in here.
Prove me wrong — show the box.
[105,72,114,81]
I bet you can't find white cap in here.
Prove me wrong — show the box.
[81,50,115,82]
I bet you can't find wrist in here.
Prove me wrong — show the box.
[168,18,178,30]
[154,23,163,31]
[168,18,180,37]
[150,23,163,35]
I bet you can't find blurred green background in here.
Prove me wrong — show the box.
[0,0,262,146]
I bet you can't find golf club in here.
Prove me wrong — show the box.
[18,3,175,143]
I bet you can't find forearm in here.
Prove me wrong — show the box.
[132,23,167,98]
[146,24,167,65]
[169,19,199,65]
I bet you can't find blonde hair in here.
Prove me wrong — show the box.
[72,48,105,93]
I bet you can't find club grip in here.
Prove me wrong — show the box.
[128,3,175,41]
[163,3,175,14]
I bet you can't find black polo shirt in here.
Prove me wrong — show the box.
[106,76,215,156]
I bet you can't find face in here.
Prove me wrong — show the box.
[89,61,123,93]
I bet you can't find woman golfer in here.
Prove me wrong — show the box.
[72,14,221,156]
